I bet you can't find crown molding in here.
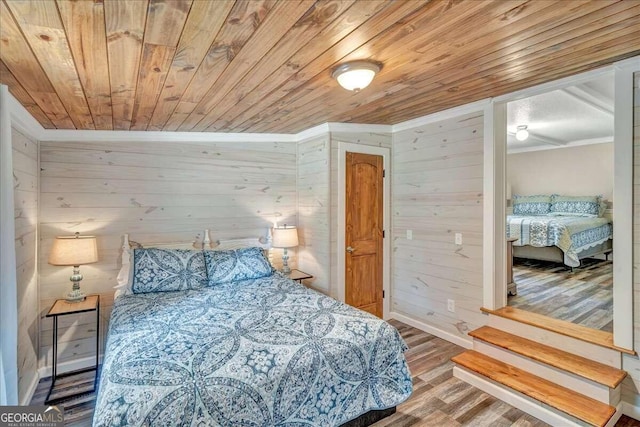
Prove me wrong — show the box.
[295,123,331,141]
[38,129,299,143]
[326,122,392,134]
[295,122,392,142]
[391,99,490,133]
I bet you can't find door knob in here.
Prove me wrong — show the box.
[346,246,355,253]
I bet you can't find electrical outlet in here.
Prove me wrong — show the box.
[455,233,462,245]
[406,229,413,240]
[447,299,455,313]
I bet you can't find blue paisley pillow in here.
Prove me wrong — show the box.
[204,247,273,286]
[512,194,552,216]
[132,248,207,294]
[549,195,601,217]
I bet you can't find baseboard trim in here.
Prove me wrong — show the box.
[389,312,472,349]
[38,354,103,380]
[622,401,640,420]
[19,372,40,406]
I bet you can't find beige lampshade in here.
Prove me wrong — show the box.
[48,234,98,266]
[272,227,299,248]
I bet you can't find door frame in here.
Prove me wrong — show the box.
[483,56,638,350]
[337,142,391,319]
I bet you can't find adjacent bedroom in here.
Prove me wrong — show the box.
[505,74,614,333]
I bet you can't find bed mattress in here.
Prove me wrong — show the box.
[506,215,612,267]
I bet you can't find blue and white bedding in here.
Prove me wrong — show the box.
[94,273,412,426]
[507,215,612,267]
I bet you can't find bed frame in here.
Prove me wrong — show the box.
[513,239,613,266]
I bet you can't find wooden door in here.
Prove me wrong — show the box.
[345,152,383,318]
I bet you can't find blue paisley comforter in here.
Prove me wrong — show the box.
[506,215,612,267]
[94,273,412,426]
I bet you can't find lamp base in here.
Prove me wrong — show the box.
[65,289,86,302]
[66,266,86,302]
[281,248,291,274]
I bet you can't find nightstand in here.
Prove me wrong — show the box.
[287,269,313,283]
[45,295,100,404]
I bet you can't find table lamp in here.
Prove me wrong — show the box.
[48,232,98,302]
[272,226,298,274]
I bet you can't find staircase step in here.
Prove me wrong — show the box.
[481,306,635,355]
[452,350,616,427]
[469,326,626,388]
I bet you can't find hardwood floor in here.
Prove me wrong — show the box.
[30,369,98,427]
[31,320,638,427]
[508,258,613,332]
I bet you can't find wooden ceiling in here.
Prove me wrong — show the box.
[1,0,639,134]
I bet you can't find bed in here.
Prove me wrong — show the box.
[506,215,612,267]
[507,194,613,268]
[94,232,412,426]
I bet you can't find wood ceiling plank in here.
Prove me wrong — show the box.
[5,0,95,129]
[244,0,528,132]
[147,0,234,131]
[344,1,640,124]
[178,0,317,131]
[191,0,358,132]
[57,0,113,130]
[3,0,639,133]
[130,0,192,130]
[377,29,640,125]
[203,0,396,132]
[163,0,278,131]
[348,6,640,125]
[278,0,621,131]
[0,0,74,128]
[253,0,620,132]
[104,0,148,130]
[0,60,54,128]
[223,0,443,131]
[231,1,524,129]
[130,44,180,130]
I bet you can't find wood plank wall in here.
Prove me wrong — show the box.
[330,132,391,298]
[622,71,640,408]
[12,128,39,403]
[38,138,297,370]
[296,131,391,298]
[297,135,330,294]
[391,112,485,341]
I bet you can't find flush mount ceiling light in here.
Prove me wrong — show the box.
[515,125,529,141]
[332,60,381,92]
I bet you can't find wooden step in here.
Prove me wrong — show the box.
[481,306,635,355]
[469,326,626,388]
[452,350,616,427]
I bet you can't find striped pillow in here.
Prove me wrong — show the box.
[512,195,552,216]
[549,195,601,217]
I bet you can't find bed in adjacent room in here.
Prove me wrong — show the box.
[93,234,412,426]
[507,194,613,267]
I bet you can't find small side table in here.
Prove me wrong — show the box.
[45,295,100,404]
[287,269,313,284]
[507,237,518,296]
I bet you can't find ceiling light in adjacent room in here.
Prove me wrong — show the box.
[332,61,381,92]
[515,125,529,141]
